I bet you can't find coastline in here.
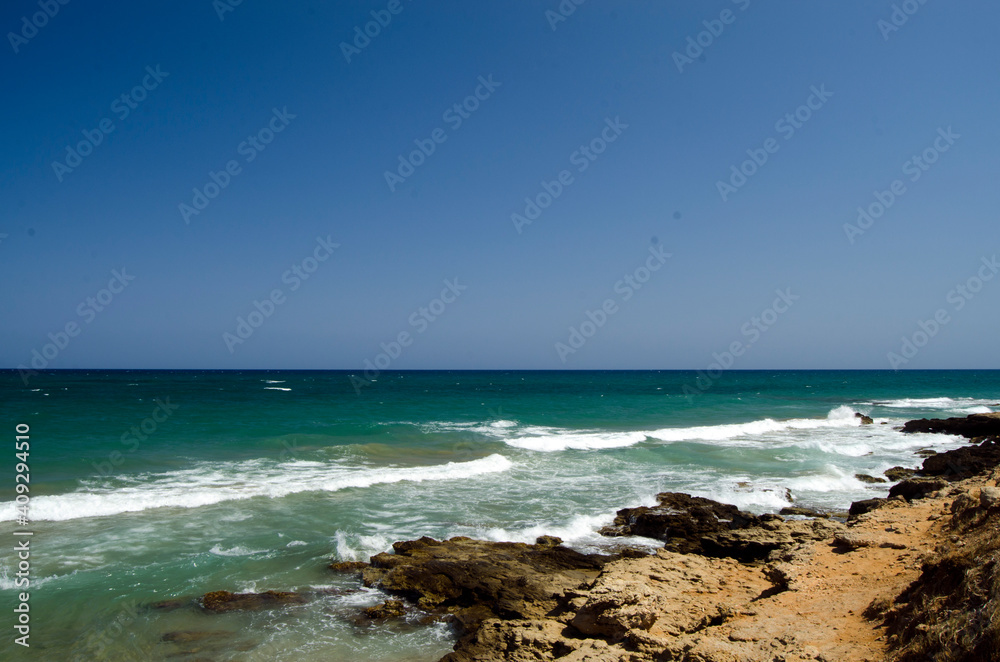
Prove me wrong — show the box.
[145,410,1000,660]
[327,412,1000,661]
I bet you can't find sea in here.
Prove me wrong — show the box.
[1,369,998,661]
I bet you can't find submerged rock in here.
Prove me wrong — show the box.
[856,473,887,484]
[148,598,188,611]
[161,630,232,643]
[330,560,369,574]
[599,492,758,554]
[779,506,830,518]
[362,599,407,620]
[534,535,563,546]
[200,590,306,613]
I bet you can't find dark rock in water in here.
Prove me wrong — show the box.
[534,535,563,546]
[361,536,607,628]
[362,599,407,620]
[200,590,306,613]
[855,413,874,425]
[915,448,938,458]
[848,498,889,519]
[919,438,1000,480]
[902,412,1000,438]
[887,478,949,502]
[149,598,188,611]
[161,630,232,643]
[779,506,830,518]
[884,466,915,481]
[330,561,369,574]
[599,492,759,554]
[856,473,887,484]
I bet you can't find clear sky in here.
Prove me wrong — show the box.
[2,0,998,371]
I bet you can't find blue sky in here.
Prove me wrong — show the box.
[2,0,998,371]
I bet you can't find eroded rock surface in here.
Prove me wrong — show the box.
[598,492,759,554]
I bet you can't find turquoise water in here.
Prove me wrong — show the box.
[2,369,999,660]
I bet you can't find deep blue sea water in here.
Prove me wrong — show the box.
[2,369,999,660]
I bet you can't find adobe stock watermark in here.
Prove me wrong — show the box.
[877,0,932,41]
[223,235,339,353]
[52,65,169,182]
[511,117,628,234]
[178,107,296,224]
[887,255,997,370]
[672,0,751,73]
[91,398,179,476]
[545,0,588,31]
[340,0,413,63]
[843,126,958,244]
[351,278,468,393]
[683,288,799,400]
[555,244,671,363]
[716,84,832,202]
[384,75,501,192]
[17,269,136,385]
[7,0,71,54]
[213,0,246,21]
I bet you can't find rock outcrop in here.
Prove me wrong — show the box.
[598,492,759,554]
[901,411,1000,438]
[884,466,916,481]
[881,482,1000,661]
[361,536,609,629]
[856,473,886,484]
[919,437,1000,479]
[887,477,950,501]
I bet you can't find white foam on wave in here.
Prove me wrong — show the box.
[0,567,77,591]
[872,397,997,411]
[264,380,286,384]
[417,419,521,437]
[647,405,860,443]
[209,544,266,557]
[462,511,663,555]
[959,406,993,415]
[477,513,612,544]
[0,454,514,523]
[452,405,868,453]
[333,531,392,561]
[264,386,292,391]
[505,428,647,452]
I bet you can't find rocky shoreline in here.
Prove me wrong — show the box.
[192,412,1000,661]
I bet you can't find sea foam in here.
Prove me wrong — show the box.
[0,454,513,522]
